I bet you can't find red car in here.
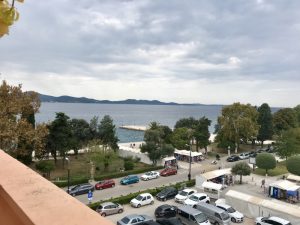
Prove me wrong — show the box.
[95,179,115,190]
[160,168,177,176]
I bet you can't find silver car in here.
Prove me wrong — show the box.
[96,202,123,217]
[117,214,153,225]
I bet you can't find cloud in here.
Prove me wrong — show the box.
[0,0,300,107]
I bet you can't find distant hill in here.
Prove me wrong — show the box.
[38,94,204,106]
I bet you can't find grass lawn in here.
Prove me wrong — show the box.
[253,161,288,176]
[31,154,149,181]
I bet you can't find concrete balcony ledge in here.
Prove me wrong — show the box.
[0,150,114,225]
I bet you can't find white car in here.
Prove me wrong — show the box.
[184,193,210,206]
[255,216,291,225]
[239,152,250,160]
[175,188,197,204]
[141,171,160,181]
[216,202,244,223]
[130,193,154,208]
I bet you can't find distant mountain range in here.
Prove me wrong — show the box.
[38,93,207,106]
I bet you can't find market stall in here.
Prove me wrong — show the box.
[174,149,203,162]
[269,180,300,203]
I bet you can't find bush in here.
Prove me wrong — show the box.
[89,179,195,210]
[124,160,134,171]
[53,176,89,188]
[35,160,55,179]
[256,153,276,175]
[287,156,300,176]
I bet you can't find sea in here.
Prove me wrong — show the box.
[35,103,224,143]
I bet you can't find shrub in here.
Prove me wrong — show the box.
[287,156,300,176]
[35,160,55,179]
[124,160,134,171]
[256,153,276,175]
[53,176,89,188]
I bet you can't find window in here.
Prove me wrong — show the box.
[178,210,189,219]
[215,213,222,220]
[147,196,151,199]
[132,219,138,224]
[142,197,146,201]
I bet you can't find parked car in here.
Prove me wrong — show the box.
[120,175,139,185]
[156,187,178,201]
[130,193,154,208]
[117,214,153,225]
[255,216,291,225]
[176,205,211,225]
[156,217,183,225]
[96,202,123,217]
[139,222,160,225]
[194,202,230,225]
[183,193,210,206]
[239,152,250,160]
[226,155,240,162]
[155,204,177,218]
[160,168,177,176]
[95,179,115,190]
[249,151,257,158]
[67,183,94,196]
[215,202,244,223]
[141,171,160,181]
[175,189,197,204]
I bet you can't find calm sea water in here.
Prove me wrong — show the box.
[36,103,223,143]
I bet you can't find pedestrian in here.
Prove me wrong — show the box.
[261,179,265,188]
[88,190,93,204]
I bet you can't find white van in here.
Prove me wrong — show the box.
[195,202,231,225]
[176,205,211,225]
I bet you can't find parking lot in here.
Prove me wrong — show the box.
[101,198,255,225]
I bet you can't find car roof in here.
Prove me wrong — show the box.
[216,203,231,209]
[124,214,141,219]
[178,205,203,215]
[182,188,196,192]
[100,202,116,207]
[158,204,173,209]
[139,193,152,197]
[269,216,290,224]
[192,193,207,197]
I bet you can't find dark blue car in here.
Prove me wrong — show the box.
[120,175,139,185]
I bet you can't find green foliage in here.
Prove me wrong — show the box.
[53,176,89,188]
[194,117,211,152]
[141,122,175,165]
[69,119,92,154]
[98,115,119,151]
[170,127,190,149]
[123,157,135,171]
[175,117,198,129]
[256,153,276,174]
[257,103,273,145]
[293,105,300,126]
[276,128,300,160]
[35,160,55,178]
[286,156,300,176]
[273,108,297,134]
[216,102,259,152]
[231,162,251,184]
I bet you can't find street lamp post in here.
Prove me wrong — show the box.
[186,141,192,181]
[66,157,70,193]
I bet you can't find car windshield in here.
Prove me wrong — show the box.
[227,207,236,213]
[71,185,79,190]
[97,205,103,209]
[220,212,230,220]
[160,189,170,194]
[121,217,130,224]
[135,195,143,201]
[189,195,199,201]
[145,172,151,175]
[194,213,208,223]
[179,191,188,196]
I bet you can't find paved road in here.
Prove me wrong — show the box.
[73,157,242,204]
[99,198,255,225]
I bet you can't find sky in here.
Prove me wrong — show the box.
[1,0,300,107]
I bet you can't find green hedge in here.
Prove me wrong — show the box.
[52,165,164,188]
[89,179,196,210]
[93,165,164,181]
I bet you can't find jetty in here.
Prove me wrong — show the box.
[119,125,147,131]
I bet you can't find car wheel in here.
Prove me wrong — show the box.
[206,200,210,204]
[99,187,103,190]
[72,193,76,197]
[150,200,154,205]
[112,184,115,188]
[118,209,123,213]
[101,213,106,217]
[231,218,236,223]
[137,204,141,208]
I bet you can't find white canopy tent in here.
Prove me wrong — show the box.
[270,180,300,191]
[287,174,300,183]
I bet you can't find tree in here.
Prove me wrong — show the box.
[46,112,73,166]
[216,103,259,153]
[0,81,48,164]
[35,160,55,179]
[276,128,300,161]
[141,122,174,165]
[273,108,297,134]
[0,0,24,37]
[231,162,251,184]
[175,117,198,129]
[257,103,273,146]
[294,105,300,126]
[69,119,92,154]
[98,115,119,151]
[256,153,276,175]
[194,117,211,153]
[170,127,190,149]
[286,156,300,176]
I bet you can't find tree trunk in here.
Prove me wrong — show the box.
[261,140,264,147]
[196,140,199,152]
[240,175,242,184]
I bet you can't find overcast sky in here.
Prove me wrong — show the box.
[1,0,300,107]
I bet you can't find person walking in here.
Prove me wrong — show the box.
[88,190,93,204]
[261,179,265,188]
